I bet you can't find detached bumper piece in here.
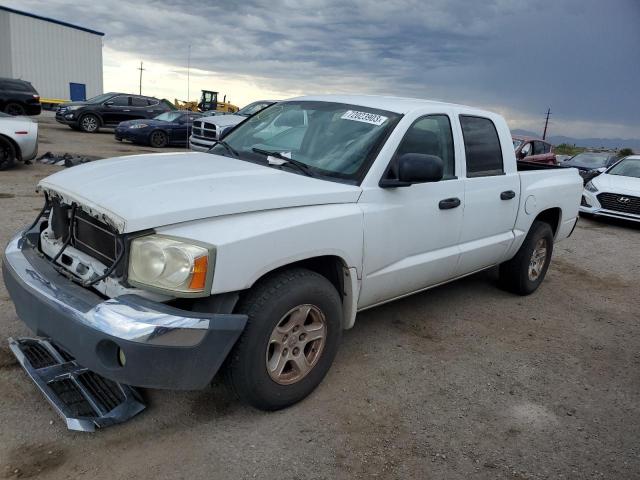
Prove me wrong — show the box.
[9,337,145,432]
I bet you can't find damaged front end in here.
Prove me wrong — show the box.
[3,195,248,430]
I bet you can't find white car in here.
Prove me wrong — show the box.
[189,100,277,152]
[580,155,640,222]
[4,95,582,419]
[0,112,38,170]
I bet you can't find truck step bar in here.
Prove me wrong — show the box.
[8,337,145,432]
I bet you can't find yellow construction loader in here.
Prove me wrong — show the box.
[174,90,238,113]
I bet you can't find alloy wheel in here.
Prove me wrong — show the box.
[266,304,327,385]
[528,238,548,281]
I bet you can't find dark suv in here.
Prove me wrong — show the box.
[0,78,42,116]
[55,92,172,132]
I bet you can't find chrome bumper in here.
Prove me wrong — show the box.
[2,230,247,389]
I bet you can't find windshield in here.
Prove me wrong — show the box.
[209,101,400,182]
[237,101,274,117]
[512,138,523,150]
[154,111,183,122]
[85,93,117,104]
[566,152,614,168]
[607,157,640,178]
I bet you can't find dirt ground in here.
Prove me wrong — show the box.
[0,114,639,479]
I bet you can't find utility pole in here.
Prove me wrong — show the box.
[542,107,551,140]
[137,61,145,95]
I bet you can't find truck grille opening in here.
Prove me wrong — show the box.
[77,371,125,412]
[21,339,57,369]
[192,120,217,139]
[49,205,121,267]
[597,193,640,216]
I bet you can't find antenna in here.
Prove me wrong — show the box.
[542,107,551,140]
[187,44,191,102]
[137,61,145,95]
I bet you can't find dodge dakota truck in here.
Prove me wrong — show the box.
[3,95,582,413]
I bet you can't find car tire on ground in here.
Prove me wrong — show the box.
[499,220,554,295]
[0,136,17,170]
[4,103,25,116]
[149,130,168,148]
[79,114,100,133]
[225,268,343,411]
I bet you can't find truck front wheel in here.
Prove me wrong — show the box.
[499,220,554,295]
[225,268,342,410]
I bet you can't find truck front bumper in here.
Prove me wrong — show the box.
[2,230,247,390]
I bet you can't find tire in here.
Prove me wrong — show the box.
[499,220,554,295]
[149,130,168,148]
[79,114,100,133]
[4,103,25,116]
[0,136,17,170]
[225,268,343,411]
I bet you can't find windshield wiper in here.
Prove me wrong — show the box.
[208,139,239,157]
[251,148,316,178]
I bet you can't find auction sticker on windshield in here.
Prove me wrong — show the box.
[341,110,388,126]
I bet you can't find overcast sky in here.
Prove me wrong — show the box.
[6,0,640,138]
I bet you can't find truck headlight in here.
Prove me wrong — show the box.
[128,235,214,295]
[584,181,598,193]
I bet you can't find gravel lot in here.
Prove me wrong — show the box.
[0,114,639,479]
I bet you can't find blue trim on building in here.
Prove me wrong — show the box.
[0,6,105,36]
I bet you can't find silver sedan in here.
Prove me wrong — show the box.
[0,112,38,170]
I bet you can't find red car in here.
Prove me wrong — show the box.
[513,135,556,165]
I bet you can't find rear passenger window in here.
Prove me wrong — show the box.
[533,141,545,155]
[395,115,455,179]
[131,97,148,107]
[460,116,504,177]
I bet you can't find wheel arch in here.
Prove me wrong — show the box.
[533,207,562,236]
[0,133,22,161]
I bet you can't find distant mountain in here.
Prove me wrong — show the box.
[511,129,640,151]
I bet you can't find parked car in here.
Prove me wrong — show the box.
[561,151,620,182]
[4,95,582,421]
[512,135,556,165]
[0,77,41,116]
[55,93,172,133]
[115,111,203,148]
[580,155,640,223]
[189,100,277,152]
[0,112,38,170]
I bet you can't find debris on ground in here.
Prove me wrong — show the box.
[37,152,102,168]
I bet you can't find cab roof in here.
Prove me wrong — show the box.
[287,94,493,116]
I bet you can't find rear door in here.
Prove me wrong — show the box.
[130,96,151,120]
[454,115,520,276]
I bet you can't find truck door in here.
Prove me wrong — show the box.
[359,114,464,308]
[454,115,520,276]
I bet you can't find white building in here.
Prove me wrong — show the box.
[0,6,104,101]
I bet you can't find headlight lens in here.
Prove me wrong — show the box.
[128,235,212,294]
[66,105,82,111]
[129,124,149,129]
[584,181,598,193]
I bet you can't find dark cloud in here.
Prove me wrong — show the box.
[7,0,640,137]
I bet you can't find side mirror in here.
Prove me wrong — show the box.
[380,153,444,188]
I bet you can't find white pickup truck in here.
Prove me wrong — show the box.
[3,95,582,412]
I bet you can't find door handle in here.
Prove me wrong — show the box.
[439,197,461,210]
[500,190,516,200]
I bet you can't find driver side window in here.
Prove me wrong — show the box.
[394,115,455,179]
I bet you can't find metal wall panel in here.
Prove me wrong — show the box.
[0,11,13,78]
[7,12,103,100]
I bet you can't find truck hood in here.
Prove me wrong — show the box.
[39,152,362,233]
[201,114,246,127]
